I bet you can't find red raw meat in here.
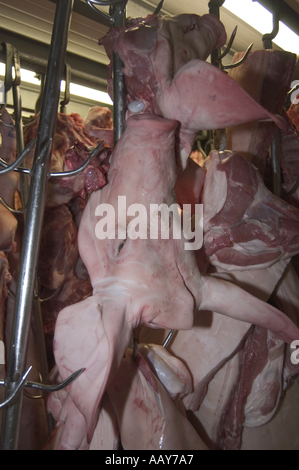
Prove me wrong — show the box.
[203,150,299,270]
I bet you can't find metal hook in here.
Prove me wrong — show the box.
[23,368,85,393]
[0,368,86,408]
[0,117,15,128]
[60,64,71,114]
[208,0,225,10]
[1,43,14,113]
[85,0,113,24]
[217,26,238,62]
[282,177,299,198]
[0,366,32,409]
[38,284,63,303]
[260,0,280,49]
[154,0,164,15]
[0,138,36,176]
[163,330,175,348]
[0,197,23,214]
[50,140,104,178]
[222,42,253,70]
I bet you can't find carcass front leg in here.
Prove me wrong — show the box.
[196,275,299,345]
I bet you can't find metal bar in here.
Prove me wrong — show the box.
[262,0,280,50]
[0,0,74,450]
[0,48,108,93]
[270,128,281,197]
[209,0,226,151]
[254,0,299,36]
[11,48,29,212]
[110,1,127,144]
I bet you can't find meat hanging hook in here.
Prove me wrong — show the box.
[154,0,164,15]
[163,330,176,348]
[50,140,105,177]
[0,367,32,409]
[281,176,299,198]
[84,0,128,25]
[0,367,86,408]
[0,197,23,215]
[60,64,71,114]
[222,42,254,70]
[217,26,238,62]
[0,138,36,175]
[259,0,280,49]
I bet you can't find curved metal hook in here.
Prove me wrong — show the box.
[261,0,280,48]
[24,368,85,393]
[0,197,23,214]
[50,140,105,178]
[0,367,32,409]
[0,368,85,407]
[38,284,63,303]
[0,138,36,176]
[217,26,238,61]
[223,43,253,70]
[208,0,225,8]
[282,177,299,198]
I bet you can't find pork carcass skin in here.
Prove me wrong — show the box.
[106,346,208,450]
[225,50,296,175]
[100,14,286,167]
[49,114,299,450]
[202,150,299,270]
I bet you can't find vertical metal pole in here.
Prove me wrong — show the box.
[209,0,226,151]
[0,0,74,450]
[270,128,281,197]
[110,1,127,144]
[262,0,280,197]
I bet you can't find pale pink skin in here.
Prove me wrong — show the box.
[51,115,299,449]
[107,348,208,450]
[101,14,286,168]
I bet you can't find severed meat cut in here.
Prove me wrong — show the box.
[202,150,299,270]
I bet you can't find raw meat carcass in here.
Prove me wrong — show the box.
[106,346,208,450]
[225,50,296,175]
[24,110,111,206]
[38,205,78,290]
[48,114,299,450]
[202,150,299,271]
[100,13,227,113]
[83,106,113,146]
[100,13,286,167]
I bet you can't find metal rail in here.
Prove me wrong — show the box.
[0,0,74,450]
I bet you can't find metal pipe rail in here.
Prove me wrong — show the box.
[0,0,74,450]
[0,48,109,95]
